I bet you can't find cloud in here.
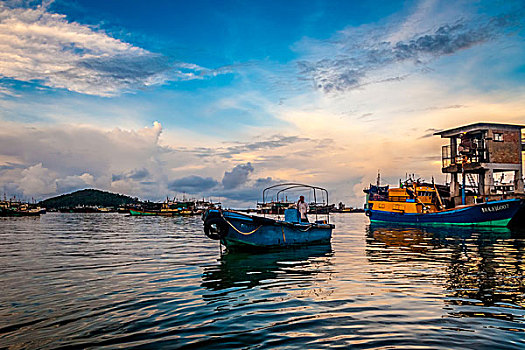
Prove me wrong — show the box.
[297,8,523,93]
[0,3,228,96]
[222,162,254,189]
[0,162,25,171]
[221,135,311,158]
[56,173,94,193]
[0,121,172,200]
[112,168,150,182]
[419,127,444,139]
[181,135,311,159]
[0,121,321,203]
[168,175,218,194]
[254,176,274,187]
[167,170,277,205]
[212,178,276,204]
[19,163,57,197]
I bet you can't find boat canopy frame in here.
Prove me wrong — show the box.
[262,183,330,223]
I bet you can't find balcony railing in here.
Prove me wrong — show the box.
[442,145,488,168]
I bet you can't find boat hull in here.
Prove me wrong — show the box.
[203,210,333,250]
[0,208,42,217]
[129,209,158,216]
[130,209,198,216]
[366,198,523,227]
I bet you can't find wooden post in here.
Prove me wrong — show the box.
[515,169,524,193]
[483,168,493,198]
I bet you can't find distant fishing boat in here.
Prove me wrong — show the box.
[0,199,45,217]
[364,122,525,227]
[129,198,218,216]
[202,183,334,250]
[129,208,158,216]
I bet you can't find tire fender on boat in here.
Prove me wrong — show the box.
[203,217,229,240]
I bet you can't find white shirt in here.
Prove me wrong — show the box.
[298,201,309,219]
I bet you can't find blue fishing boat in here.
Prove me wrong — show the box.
[366,195,523,227]
[202,183,334,250]
[364,122,525,227]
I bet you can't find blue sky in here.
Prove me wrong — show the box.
[0,0,524,206]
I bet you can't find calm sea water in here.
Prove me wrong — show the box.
[1,213,524,349]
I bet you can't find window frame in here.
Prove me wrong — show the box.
[493,132,504,142]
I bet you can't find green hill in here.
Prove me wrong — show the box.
[40,189,140,209]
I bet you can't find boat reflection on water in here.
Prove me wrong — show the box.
[201,244,334,298]
[366,223,525,318]
[366,223,520,250]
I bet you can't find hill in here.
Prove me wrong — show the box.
[40,189,141,209]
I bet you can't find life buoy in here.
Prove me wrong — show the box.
[203,217,229,240]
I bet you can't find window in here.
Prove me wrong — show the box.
[494,132,503,142]
[393,204,404,212]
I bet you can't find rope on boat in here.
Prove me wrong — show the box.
[220,211,262,235]
[294,224,314,232]
[219,210,315,236]
[282,221,315,232]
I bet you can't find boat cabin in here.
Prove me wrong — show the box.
[365,182,443,214]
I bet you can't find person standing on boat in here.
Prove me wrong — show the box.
[297,196,309,222]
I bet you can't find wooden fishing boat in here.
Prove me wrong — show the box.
[0,202,44,217]
[129,198,216,216]
[202,183,334,250]
[364,182,523,226]
[365,123,525,227]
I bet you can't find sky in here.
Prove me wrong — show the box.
[0,0,524,207]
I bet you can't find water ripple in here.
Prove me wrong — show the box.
[0,213,524,349]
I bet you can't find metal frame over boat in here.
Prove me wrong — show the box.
[202,183,335,250]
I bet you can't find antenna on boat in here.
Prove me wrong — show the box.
[376,170,381,187]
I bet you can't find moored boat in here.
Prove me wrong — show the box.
[364,122,525,227]
[129,208,158,216]
[129,198,217,216]
[202,183,335,250]
[364,182,523,226]
[0,200,45,217]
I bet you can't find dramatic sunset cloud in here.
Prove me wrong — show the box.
[0,0,524,207]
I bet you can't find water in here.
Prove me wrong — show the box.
[1,213,524,349]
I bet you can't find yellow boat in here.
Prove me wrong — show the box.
[365,122,525,227]
[365,181,523,226]
[366,182,443,215]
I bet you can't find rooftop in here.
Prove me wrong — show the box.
[434,122,524,138]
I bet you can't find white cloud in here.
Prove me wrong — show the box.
[0,3,228,96]
[19,162,57,196]
[56,172,94,193]
[0,119,345,205]
[0,122,170,199]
